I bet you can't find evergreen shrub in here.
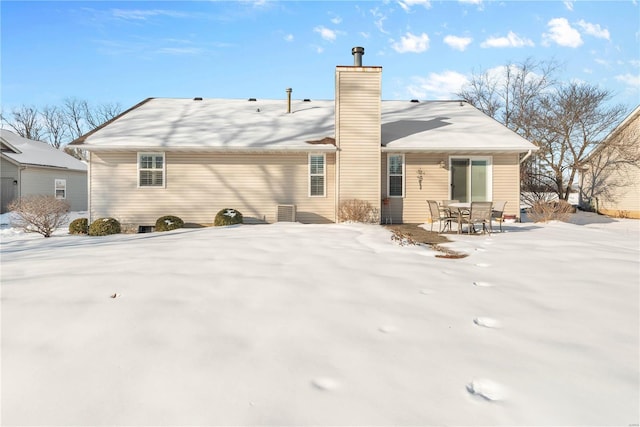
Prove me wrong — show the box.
[214,208,243,226]
[69,218,89,234]
[155,215,184,232]
[88,217,121,236]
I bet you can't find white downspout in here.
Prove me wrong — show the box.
[520,149,533,164]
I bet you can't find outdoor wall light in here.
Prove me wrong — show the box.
[439,160,446,168]
[13,180,18,185]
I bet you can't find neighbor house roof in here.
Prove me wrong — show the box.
[71,97,538,154]
[1,129,87,171]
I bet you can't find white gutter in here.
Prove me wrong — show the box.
[75,145,338,153]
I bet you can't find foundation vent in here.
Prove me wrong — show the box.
[276,205,296,222]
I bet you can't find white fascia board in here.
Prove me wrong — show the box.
[381,146,539,153]
[78,145,337,153]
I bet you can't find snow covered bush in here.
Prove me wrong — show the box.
[338,199,376,223]
[155,215,184,232]
[527,200,574,223]
[8,195,70,238]
[214,208,243,226]
[69,218,89,234]
[88,217,121,236]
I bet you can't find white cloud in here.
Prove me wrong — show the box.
[330,15,342,25]
[157,47,203,55]
[480,31,534,48]
[110,9,187,21]
[577,20,610,40]
[458,0,484,10]
[397,0,431,12]
[370,7,390,35]
[543,18,583,48]
[284,34,294,42]
[314,26,337,42]
[615,73,640,89]
[444,35,473,51]
[392,32,430,53]
[360,32,371,39]
[563,1,574,11]
[407,70,469,99]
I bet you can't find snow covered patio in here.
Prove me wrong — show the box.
[1,213,639,426]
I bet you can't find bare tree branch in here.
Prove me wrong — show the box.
[1,106,45,141]
[42,105,69,149]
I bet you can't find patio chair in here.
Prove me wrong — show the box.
[491,201,507,232]
[460,201,493,234]
[427,200,456,233]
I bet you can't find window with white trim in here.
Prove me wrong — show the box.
[54,179,66,199]
[387,154,404,197]
[309,153,326,197]
[138,153,165,187]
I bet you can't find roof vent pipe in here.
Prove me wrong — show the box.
[286,88,292,113]
[352,46,364,66]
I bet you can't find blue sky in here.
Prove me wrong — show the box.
[2,1,639,113]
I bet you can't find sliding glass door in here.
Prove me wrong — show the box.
[450,157,492,202]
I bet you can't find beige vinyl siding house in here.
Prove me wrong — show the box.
[580,106,640,218]
[71,47,537,230]
[1,130,88,213]
[89,151,335,225]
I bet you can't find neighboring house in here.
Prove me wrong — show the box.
[70,47,537,231]
[580,105,640,218]
[1,130,88,213]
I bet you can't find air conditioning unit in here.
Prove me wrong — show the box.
[276,204,296,222]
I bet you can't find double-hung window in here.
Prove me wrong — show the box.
[54,179,66,199]
[388,154,405,197]
[309,153,326,197]
[138,153,165,187]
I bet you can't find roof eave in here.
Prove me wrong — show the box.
[76,145,338,153]
[381,146,539,154]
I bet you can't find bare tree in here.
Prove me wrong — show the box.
[41,105,69,149]
[533,82,627,200]
[458,59,628,204]
[84,101,122,129]
[8,195,70,238]
[63,97,89,140]
[1,105,45,141]
[458,58,559,135]
[2,98,122,151]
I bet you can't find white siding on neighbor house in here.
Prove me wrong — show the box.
[335,66,382,214]
[583,110,640,218]
[381,153,522,224]
[89,151,336,226]
[595,162,640,218]
[16,167,87,211]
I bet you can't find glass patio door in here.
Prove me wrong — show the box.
[450,157,491,202]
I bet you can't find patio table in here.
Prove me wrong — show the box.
[447,202,471,234]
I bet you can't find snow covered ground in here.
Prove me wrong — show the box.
[1,212,639,426]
